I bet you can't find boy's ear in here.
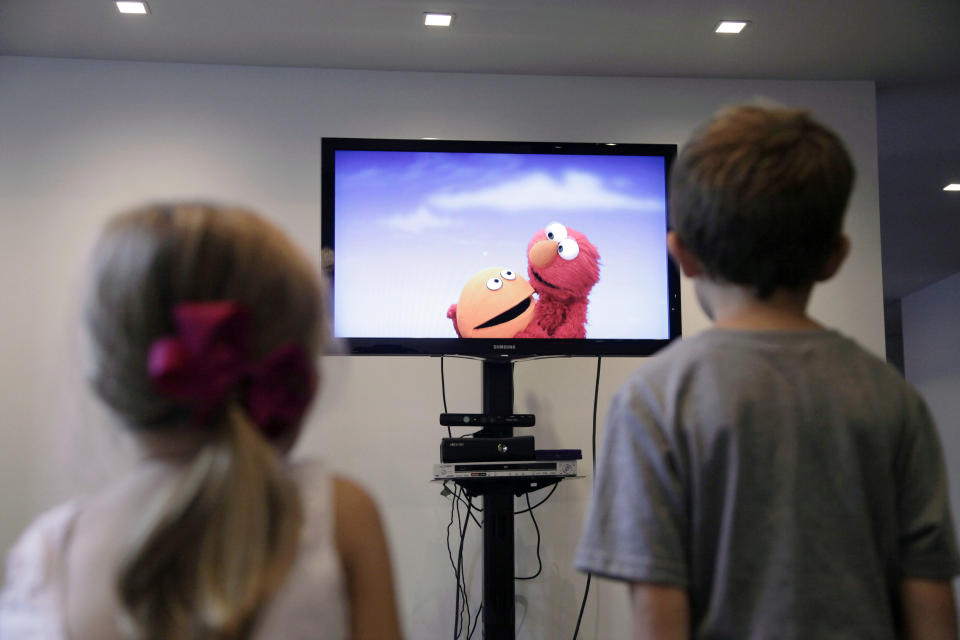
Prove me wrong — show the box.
[666,231,704,278]
[817,235,850,281]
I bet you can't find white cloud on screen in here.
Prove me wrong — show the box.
[380,206,455,233]
[428,170,661,213]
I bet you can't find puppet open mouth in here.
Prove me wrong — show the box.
[474,297,532,330]
[531,269,559,290]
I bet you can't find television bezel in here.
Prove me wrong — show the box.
[320,137,681,360]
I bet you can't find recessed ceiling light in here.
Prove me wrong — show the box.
[944,183,960,191]
[116,1,149,14]
[715,20,749,34]
[424,13,454,27]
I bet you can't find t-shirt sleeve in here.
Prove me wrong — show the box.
[896,392,960,579]
[575,380,688,586]
[0,502,77,638]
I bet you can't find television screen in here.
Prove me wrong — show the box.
[321,138,679,359]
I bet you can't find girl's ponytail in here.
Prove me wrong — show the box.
[117,404,302,639]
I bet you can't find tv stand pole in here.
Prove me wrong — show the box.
[477,359,516,639]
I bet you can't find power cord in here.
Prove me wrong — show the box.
[442,482,484,524]
[441,357,485,639]
[445,482,469,637]
[443,482,482,524]
[514,492,543,581]
[455,497,473,637]
[572,356,601,640]
[442,356,451,438]
[462,495,482,639]
[442,357,473,638]
[446,483,484,639]
[514,483,558,515]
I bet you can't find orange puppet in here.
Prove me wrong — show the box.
[446,267,536,338]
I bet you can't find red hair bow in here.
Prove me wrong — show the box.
[147,301,315,437]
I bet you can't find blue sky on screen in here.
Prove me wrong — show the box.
[333,150,669,339]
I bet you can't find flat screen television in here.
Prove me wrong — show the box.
[321,138,680,360]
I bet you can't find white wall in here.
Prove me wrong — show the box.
[902,270,960,600]
[0,56,884,638]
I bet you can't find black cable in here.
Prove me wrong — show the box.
[467,604,483,640]
[591,356,601,470]
[513,482,558,515]
[572,574,592,638]
[445,482,467,638]
[514,492,543,580]
[447,488,484,525]
[572,356,601,640]
[441,358,484,637]
[442,356,451,438]
[445,482,480,639]
[463,495,483,640]
[442,359,464,637]
[455,483,468,637]
[441,357,478,439]
[455,495,473,637]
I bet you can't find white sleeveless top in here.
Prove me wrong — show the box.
[0,461,349,639]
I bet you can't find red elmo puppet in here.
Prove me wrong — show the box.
[515,222,600,339]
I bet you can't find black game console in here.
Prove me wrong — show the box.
[441,435,535,462]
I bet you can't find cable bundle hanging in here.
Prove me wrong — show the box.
[441,356,483,639]
[444,482,482,639]
[437,355,600,639]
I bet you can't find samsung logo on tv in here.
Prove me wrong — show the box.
[493,344,516,350]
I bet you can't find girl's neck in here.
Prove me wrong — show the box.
[134,424,216,463]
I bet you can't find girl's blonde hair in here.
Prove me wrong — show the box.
[85,203,324,639]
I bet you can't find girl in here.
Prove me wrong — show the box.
[0,203,403,640]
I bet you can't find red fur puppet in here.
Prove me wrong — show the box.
[515,222,600,339]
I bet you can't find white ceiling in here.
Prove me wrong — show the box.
[2,0,958,300]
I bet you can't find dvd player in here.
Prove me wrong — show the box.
[433,459,578,479]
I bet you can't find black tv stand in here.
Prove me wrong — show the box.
[447,359,570,639]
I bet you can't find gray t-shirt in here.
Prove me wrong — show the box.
[576,328,960,639]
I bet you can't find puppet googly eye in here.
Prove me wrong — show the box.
[557,238,580,261]
[486,277,503,291]
[544,222,568,242]
[500,269,517,280]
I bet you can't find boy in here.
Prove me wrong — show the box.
[575,104,959,639]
